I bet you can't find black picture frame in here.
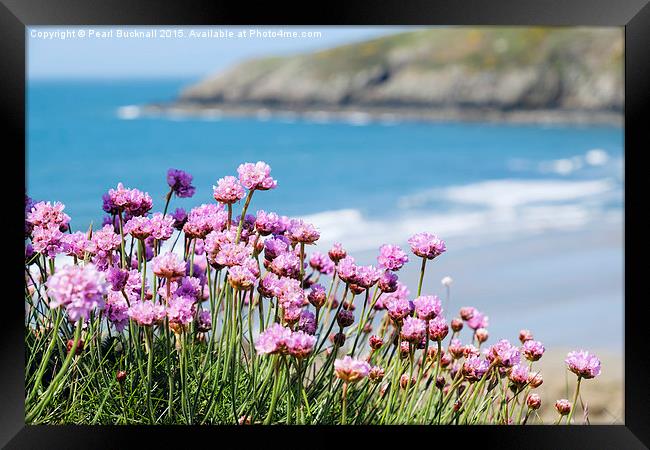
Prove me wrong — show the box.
[2,0,648,447]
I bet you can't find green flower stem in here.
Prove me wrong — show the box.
[26,319,82,423]
[417,257,427,297]
[235,190,254,243]
[566,376,582,425]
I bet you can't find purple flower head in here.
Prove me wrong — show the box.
[255,210,282,236]
[337,310,355,328]
[407,232,447,260]
[25,195,36,236]
[213,176,245,205]
[337,256,358,284]
[467,310,489,330]
[264,235,291,261]
[197,310,212,332]
[298,310,317,335]
[26,201,71,229]
[237,161,277,191]
[152,252,186,279]
[462,356,490,382]
[92,250,120,272]
[522,340,545,362]
[413,295,442,320]
[31,224,65,258]
[269,251,301,279]
[25,243,35,261]
[255,323,293,355]
[378,271,399,293]
[565,350,601,379]
[105,291,129,332]
[61,231,93,259]
[46,264,107,322]
[487,339,521,368]
[508,364,530,385]
[106,267,129,291]
[228,265,258,290]
[334,356,371,383]
[171,208,188,230]
[400,316,427,343]
[428,316,450,341]
[91,224,122,253]
[309,252,335,275]
[167,168,196,198]
[128,300,166,326]
[555,399,572,415]
[286,331,316,358]
[308,284,327,308]
[377,244,409,271]
[124,216,153,240]
[356,265,383,289]
[288,219,320,244]
[386,296,414,321]
[149,213,175,240]
[167,296,195,326]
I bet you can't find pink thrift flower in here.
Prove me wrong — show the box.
[61,231,93,258]
[255,323,292,355]
[386,297,414,321]
[336,256,358,284]
[462,356,490,382]
[407,232,447,260]
[428,316,450,341]
[413,295,442,320]
[228,265,258,290]
[150,213,175,240]
[508,364,530,385]
[151,252,186,279]
[355,265,383,289]
[213,176,246,204]
[128,300,166,326]
[334,356,371,383]
[269,251,301,279]
[565,350,601,379]
[487,339,521,368]
[377,244,409,271]
[328,242,347,263]
[32,224,65,257]
[91,224,122,252]
[237,161,277,191]
[27,201,71,229]
[124,216,153,240]
[309,252,335,275]
[105,291,129,332]
[288,219,320,244]
[467,310,489,330]
[522,340,545,362]
[255,210,281,236]
[400,316,427,343]
[166,296,195,326]
[286,331,316,358]
[46,264,107,322]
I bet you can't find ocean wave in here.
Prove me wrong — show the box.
[303,177,622,253]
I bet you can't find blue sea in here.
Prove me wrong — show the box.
[27,79,624,348]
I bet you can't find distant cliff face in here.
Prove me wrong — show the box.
[178,28,623,113]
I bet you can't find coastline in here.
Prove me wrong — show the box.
[133,102,624,127]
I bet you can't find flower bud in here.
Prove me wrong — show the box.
[519,329,533,343]
[460,307,475,321]
[400,374,416,389]
[528,372,543,388]
[116,370,127,383]
[369,335,383,350]
[337,310,354,328]
[369,366,385,383]
[453,399,462,412]
[555,399,571,415]
[527,393,541,410]
[67,339,84,355]
[451,318,463,332]
[333,332,346,347]
[435,375,446,390]
[349,284,366,295]
[475,328,489,343]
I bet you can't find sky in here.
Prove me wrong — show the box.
[27,26,422,79]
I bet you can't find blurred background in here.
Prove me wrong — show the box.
[27,26,624,423]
